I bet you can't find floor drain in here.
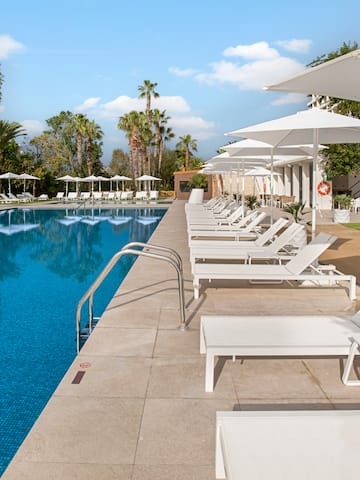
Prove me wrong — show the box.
[72,370,86,384]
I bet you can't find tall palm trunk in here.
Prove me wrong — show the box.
[77,132,83,171]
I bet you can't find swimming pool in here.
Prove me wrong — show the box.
[0,206,166,475]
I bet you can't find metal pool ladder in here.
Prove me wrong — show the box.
[76,242,186,352]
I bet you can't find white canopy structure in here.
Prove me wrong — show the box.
[265,49,360,102]
[226,107,360,238]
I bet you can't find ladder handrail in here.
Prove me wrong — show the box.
[76,243,186,352]
[122,241,183,273]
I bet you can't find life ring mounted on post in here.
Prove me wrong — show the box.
[317,180,331,196]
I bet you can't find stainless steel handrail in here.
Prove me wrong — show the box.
[123,242,183,274]
[76,243,186,352]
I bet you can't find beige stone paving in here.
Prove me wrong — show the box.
[2,200,360,479]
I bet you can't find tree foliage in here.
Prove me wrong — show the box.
[1,72,205,193]
[309,42,360,177]
[32,111,104,176]
[117,80,203,184]
[109,149,131,177]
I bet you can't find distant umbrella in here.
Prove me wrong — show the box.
[96,176,110,192]
[18,173,40,193]
[110,175,132,191]
[0,172,20,195]
[57,175,78,197]
[136,175,160,195]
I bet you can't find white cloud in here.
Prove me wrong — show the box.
[271,92,308,106]
[276,39,312,54]
[223,41,279,60]
[75,97,101,112]
[169,116,216,140]
[196,56,304,90]
[75,93,217,143]
[168,66,198,77]
[20,119,44,136]
[0,34,24,59]
[0,105,4,113]
[88,94,192,119]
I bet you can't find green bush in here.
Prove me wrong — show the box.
[188,173,208,189]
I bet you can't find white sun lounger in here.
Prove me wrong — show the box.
[187,209,259,228]
[201,313,360,392]
[186,205,250,225]
[189,222,301,266]
[216,410,360,479]
[67,192,79,201]
[192,232,357,300]
[188,215,286,242]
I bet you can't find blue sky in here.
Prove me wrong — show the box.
[1,0,360,165]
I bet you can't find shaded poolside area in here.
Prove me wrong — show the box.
[2,200,360,479]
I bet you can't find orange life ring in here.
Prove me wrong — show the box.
[317,181,331,196]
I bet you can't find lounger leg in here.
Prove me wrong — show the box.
[200,322,206,354]
[342,340,360,386]
[206,353,215,392]
[349,276,357,301]
[215,424,226,479]
[194,278,200,300]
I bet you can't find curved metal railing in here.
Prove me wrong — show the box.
[75,242,186,352]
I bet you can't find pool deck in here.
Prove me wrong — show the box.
[2,200,360,479]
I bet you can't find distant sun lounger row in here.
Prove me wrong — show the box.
[55,190,159,201]
[0,192,48,203]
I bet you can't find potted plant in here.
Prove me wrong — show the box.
[187,173,208,204]
[282,201,311,247]
[245,194,260,210]
[333,194,352,223]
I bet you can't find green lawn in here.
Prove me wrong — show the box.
[344,223,360,230]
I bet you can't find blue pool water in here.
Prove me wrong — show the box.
[0,206,166,475]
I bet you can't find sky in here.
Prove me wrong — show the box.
[1,0,360,166]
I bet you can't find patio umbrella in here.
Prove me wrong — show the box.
[96,176,110,192]
[265,49,360,102]
[210,152,309,209]
[244,166,281,202]
[227,107,360,238]
[18,173,40,193]
[0,172,21,195]
[136,175,161,195]
[57,175,77,197]
[82,175,98,194]
[221,138,321,157]
[110,175,132,192]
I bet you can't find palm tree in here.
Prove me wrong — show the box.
[118,111,145,178]
[0,120,26,163]
[73,113,88,173]
[152,109,169,155]
[137,80,159,118]
[84,120,103,175]
[176,134,197,170]
[158,125,175,174]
